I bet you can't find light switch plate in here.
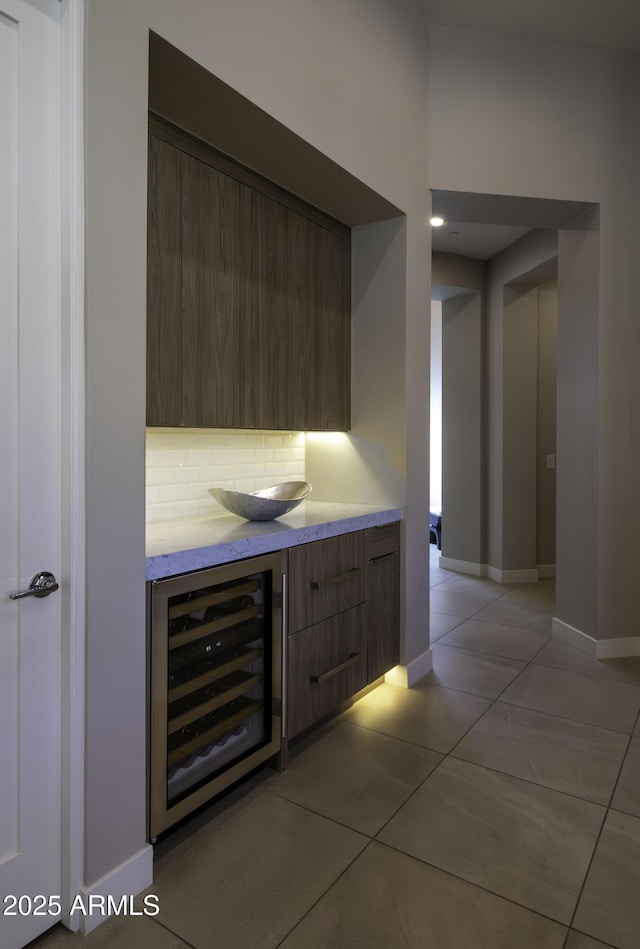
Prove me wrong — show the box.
[546,454,555,469]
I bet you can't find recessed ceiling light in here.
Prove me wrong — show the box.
[430,216,445,227]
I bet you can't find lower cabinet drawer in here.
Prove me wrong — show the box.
[288,532,367,633]
[287,605,367,739]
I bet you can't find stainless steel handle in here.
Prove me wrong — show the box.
[310,652,360,684]
[371,552,394,564]
[10,571,59,600]
[310,567,361,590]
[281,573,287,739]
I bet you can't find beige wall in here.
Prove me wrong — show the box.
[433,252,557,575]
[484,230,558,573]
[536,280,558,568]
[429,25,640,641]
[85,0,430,886]
[502,285,538,571]
[441,291,484,565]
[432,252,486,565]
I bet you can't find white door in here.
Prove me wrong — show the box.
[0,0,63,946]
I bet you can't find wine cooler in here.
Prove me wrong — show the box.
[148,552,284,838]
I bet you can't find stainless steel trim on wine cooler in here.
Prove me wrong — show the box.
[281,572,287,739]
[148,551,283,839]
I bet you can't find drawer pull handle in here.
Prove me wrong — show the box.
[311,567,360,590]
[310,652,360,684]
[371,552,394,564]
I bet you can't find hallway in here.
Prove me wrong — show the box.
[37,546,640,948]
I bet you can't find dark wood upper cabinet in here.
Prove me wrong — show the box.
[181,152,254,428]
[252,193,311,431]
[310,226,351,431]
[146,118,351,431]
[147,135,183,426]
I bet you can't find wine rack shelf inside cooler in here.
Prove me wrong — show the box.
[166,578,266,787]
[149,553,283,837]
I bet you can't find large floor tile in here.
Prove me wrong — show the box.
[429,610,464,642]
[280,841,567,949]
[499,579,556,607]
[421,643,526,699]
[452,702,628,804]
[500,664,640,733]
[472,598,553,633]
[378,757,604,924]
[265,721,442,836]
[429,589,490,618]
[533,639,640,684]
[432,574,510,600]
[611,737,640,818]
[31,918,187,949]
[574,810,640,949]
[439,617,550,661]
[148,792,367,949]
[346,682,491,753]
[566,932,615,949]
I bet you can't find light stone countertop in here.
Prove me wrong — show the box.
[146,500,402,581]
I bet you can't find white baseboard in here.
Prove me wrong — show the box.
[552,617,598,656]
[77,845,154,935]
[487,566,539,584]
[385,648,433,689]
[439,557,484,577]
[439,559,542,585]
[552,617,640,659]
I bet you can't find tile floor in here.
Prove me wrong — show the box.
[35,545,640,949]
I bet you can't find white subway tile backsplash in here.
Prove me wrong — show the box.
[146,428,305,522]
[146,432,175,450]
[187,483,209,500]
[160,483,187,502]
[222,464,245,480]
[173,500,201,519]
[198,465,224,482]
[147,501,175,522]
[244,434,264,448]
[178,466,201,483]
[215,434,245,449]
[147,467,175,486]
[187,449,213,466]
[160,449,189,468]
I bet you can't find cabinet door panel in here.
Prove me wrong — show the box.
[288,532,367,633]
[253,193,310,430]
[367,522,400,560]
[147,124,351,432]
[309,227,351,430]
[147,135,183,426]
[288,606,367,738]
[181,153,255,428]
[367,550,400,683]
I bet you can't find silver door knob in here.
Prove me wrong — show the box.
[10,572,59,600]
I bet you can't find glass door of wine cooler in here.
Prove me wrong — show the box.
[148,552,283,838]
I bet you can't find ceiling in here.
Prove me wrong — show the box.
[418,0,640,53]
[431,221,530,260]
[430,191,597,261]
[421,4,630,259]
